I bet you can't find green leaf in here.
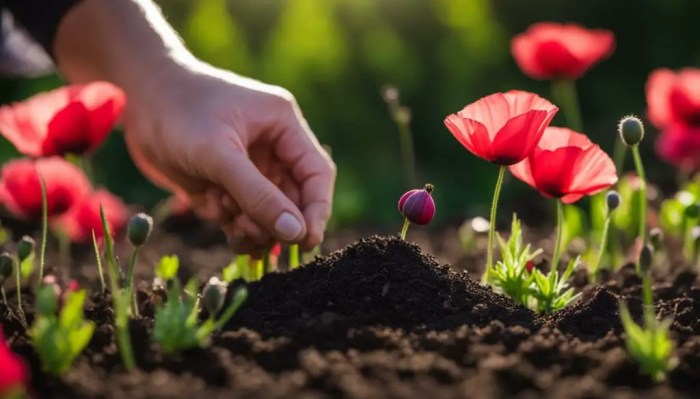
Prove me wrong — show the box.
[156,255,180,281]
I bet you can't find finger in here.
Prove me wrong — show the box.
[209,148,307,242]
[232,214,272,246]
[272,111,335,248]
[190,188,232,223]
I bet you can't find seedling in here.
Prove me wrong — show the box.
[619,116,648,248]
[619,244,676,381]
[17,236,35,281]
[398,184,435,239]
[153,258,248,353]
[29,284,95,375]
[529,256,581,313]
[99,206,135,369]
[590,191,621,279]
[1,252,26,328]
[289,244,300,270]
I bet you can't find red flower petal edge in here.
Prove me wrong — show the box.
[0,329,27,395]
[55,189,129,243]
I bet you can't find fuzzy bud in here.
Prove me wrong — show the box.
[398,184,436,225]
[618,116,645,146]
[17,236,34,262]
[605,190,621,212]
[202,276,227,316]
[638,244,654,275]
[649,228,664,252]
[127,213,154,247]
[0,252,13,281]
[685,202,700,219]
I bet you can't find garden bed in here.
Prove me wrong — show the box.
[3,231,700,399]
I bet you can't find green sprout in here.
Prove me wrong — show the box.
[486,214,580,313]
[99,206,135,370]
[29,285,95,376]
[590,191,620,279]
[17,236,35,281]
[125,213,154,317]
[91,230,106,293]
[620,244,677,381]
[289,244,300,269]
[153,258,248,353]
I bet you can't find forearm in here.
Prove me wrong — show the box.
[53,0,195,91]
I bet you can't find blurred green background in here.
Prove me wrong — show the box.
[0,0,698,229]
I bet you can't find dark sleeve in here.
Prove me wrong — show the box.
[4,0,83,56]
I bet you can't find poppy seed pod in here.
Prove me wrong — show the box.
[618,116,645,146]
[606,191,621,212]
[17,236,34,262]
[0,252,13,281]
[638,244,654,275]
[399,184,436,225]
[202,276,227,316]
[127,213,153,247]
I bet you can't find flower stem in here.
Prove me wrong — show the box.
[126,247,140,317]
[14,258,26,327]
[551,200,565,269]
[289,244,300,269]
[262,248,271,275]
[92,230,106,293]
[551,79,583,132]
[591,214,612,280]
[38,177,47,284]
[399,218,410,240]
[631,145,647,245]
[613,139,627,174]
[484,165,507,282]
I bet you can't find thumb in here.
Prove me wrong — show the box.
[210,150,307,242]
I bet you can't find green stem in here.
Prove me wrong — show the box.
[91,230,106,293]
[641,272,655,328]
[399,218,410,240]
[289,244,300,269]
[551,80,583,132]
[262,248,271,275]
[14,258,26,327]
[57,231,70,269]
[210,287,248,332]
[551,201,565,269]
[613,139,627,174]
[126,248,140,317]
[396,118,417,187]
[631,145,647,245]
[484,165,507,283]
[592,215,612,280]
[38,177,47,284]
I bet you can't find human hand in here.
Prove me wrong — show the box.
[121,61,335,253]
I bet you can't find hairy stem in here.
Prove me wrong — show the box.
[399,218,410,240]
[126,247,140,317]
[483,165,506,283]
[38,177,48,284]
[592,214,612,280]
[631,145,647,246]
[92,230,106,293]
[551,201,565,270]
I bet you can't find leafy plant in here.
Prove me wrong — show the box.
[153,257,248,353]
[487,214,580,313]
[29,285,95,375]
[619,304,676,382]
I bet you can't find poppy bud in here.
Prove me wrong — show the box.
[649,228,664,252]
[398,184,436,225]
[605,190,621,212]
[202,276,227,316]
[0,252,13,281]
[618,116,645,146]
[638,244,653,275]
[36,282,59,315]
[381,85,399,106]
[127,213,153,247]
[17,236,34,262]
[685,202,700,219]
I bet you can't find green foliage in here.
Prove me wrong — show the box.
[530,257,581,313]
[486,215,580,313]
[29,287,95,375]
[156,255,180,281]
[619,304,677,382]
[154,274,248,353]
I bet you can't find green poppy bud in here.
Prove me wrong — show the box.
[17,236,35,262]
[606,190,621,212]
[0,252,13,281]
[202,276,227,316]
[638,244,654,275]
[127,213,154,247]
[618,116,645,146]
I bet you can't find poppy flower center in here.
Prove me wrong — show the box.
[670,88,700,126]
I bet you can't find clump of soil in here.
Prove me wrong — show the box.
[2,235,700,399]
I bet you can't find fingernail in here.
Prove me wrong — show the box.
[274,212,303,240]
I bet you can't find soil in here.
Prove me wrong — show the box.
[2,228,700,399]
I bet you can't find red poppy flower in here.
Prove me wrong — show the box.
[0,157,91,219]
[55,189,129,242]
[0,82,125,156]
[509,127,618,203]
[511,22,615,80]
[655,124,700,172]
[0,330,27,396]
[444,91,558,165]
[646,68,700,129]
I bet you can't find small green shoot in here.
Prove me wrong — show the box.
[156,255,180,281]
[17,236,35,281]
[619,304,676,382]
[153,272,248,353]
[91,230,106,293]
[529,256,581,313]
[29,286,95,375]
[38,176,48,284]
[289,244,300,269]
